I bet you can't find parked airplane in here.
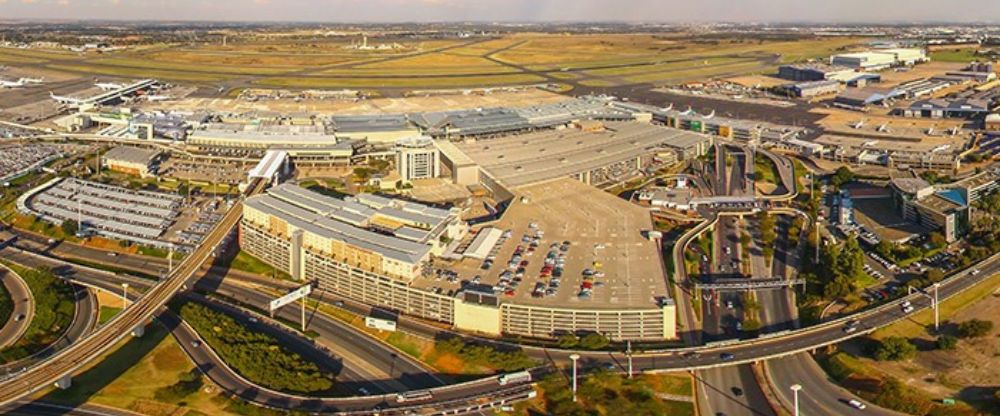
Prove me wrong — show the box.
[95,81,125,91]
[144,94,173,102]
[0,77,43,88]
[49,91,85,105]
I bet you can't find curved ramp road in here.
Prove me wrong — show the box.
[0,178,264,408]
[0,264,34,349]
[767,354,904,416]
[0,284,97,378]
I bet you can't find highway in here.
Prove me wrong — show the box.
[4,207,999,410]
[1,281,97,379]
[7,401,146,416]
[1,243,441,392]
[0,263,34,349]
[0,177,265,408]
[194,278,445,392]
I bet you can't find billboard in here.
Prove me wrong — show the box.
[269,284,311,311]
[365,316,397,332]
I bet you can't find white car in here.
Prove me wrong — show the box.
[848,399,867,410]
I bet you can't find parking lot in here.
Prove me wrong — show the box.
[430,178,668,309]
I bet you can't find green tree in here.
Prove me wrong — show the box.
[873,336,917,361]
[928,232,946,248]
[577,332,610,350]
[936,335,958,350]
[925,268,945,283]
[957,319,994,338]
[830,166,855,187]
[557,333,579,349]
[60,219,78,236]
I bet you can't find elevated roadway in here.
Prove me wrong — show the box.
[0,177,265,407]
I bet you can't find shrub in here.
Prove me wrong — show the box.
[872,337,917,361]
[957,319,994,338]
[577,332,610,350]
[557,333,579,349]
[936,335,958,350]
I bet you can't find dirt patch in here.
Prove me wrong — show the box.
[82,236,139,254]
[431,352,466,374]
[846,286,1000,400]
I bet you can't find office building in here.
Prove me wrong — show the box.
[890,178,968,242]
[102,146,163,178]
[395,136,440,183]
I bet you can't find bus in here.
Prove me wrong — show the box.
[395,390,433,403]
[498,370,533,386]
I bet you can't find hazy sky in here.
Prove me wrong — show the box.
[0,0,998,23]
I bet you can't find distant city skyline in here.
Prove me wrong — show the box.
[2,0,1000,24]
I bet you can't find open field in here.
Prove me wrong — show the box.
[0,34,868,93]
[254,73,546,89]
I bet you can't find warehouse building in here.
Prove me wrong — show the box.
[777,63,856,81]
[831,48,927,70]
[833,87,904,110]
[788,80,841,98]
[897,98,992,119]
[102,146,163,178]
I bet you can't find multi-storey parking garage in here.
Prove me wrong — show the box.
[239,182,676,341]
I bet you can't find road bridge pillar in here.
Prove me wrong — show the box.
[54,375,72,390]
[131,324,145,338]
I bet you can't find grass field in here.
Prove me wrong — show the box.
[2,34,866,90]
[929,48,981,63]
[224,250,290,280]
[874,272,1000,339]
[98,306,121,326]
[255,73,546,89]
[43,322,242,416]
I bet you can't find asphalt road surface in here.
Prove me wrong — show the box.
[697,365,775,416]
[0,265,34,349]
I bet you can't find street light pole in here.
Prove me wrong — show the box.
[790,384,802,416]
[121,283,129,309]
[626,340,633,379]
[933,283,940,331]
[569,354,580,403]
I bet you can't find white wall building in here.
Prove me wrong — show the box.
[396,136,440,182]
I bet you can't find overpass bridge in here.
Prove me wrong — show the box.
[695,277,806,291]
[0,176,266,407]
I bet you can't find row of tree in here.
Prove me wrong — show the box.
[178,302,333,394]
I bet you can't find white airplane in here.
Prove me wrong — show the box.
[0,79,25,88]
[145,94,173,102]
[49,91,85,106]
[0,77,43,88]
[95,81,125,91]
